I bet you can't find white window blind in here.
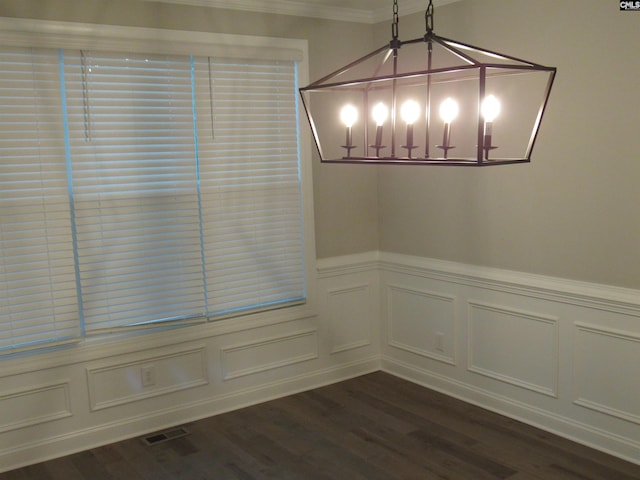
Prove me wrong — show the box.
[0,32,307,353]
[0,47,80,353]
[194,57,305,317]
[63,51,207,333]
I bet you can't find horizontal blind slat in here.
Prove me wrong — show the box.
[0,46,81,354]
[1,45,306,353]
[194,56,305,315]
[65,50,205,331]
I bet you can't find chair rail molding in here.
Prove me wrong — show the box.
[1,250,639,472]
[377,250,640,466]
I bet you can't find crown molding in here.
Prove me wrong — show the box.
[137,0,461,24]
[371,0,461,23]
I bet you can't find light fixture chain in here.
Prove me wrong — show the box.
[425,0,434,34]
[392,0,399,41]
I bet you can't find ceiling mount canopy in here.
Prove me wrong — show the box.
[299,0,556,166]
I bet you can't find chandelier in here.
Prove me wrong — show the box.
[299,0,556,165]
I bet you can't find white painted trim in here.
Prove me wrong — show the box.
[322,251,640,319]
[138,0,375,23]
[0,15,316,379]
[86,346,209,411]
[466,301,559,398]
[0,17,305,60]
[2,251,640,472]
[382,355,640,467]
[326,283,377,355]
[1,309,318,378]
[326,283,374,354]
[573,322,640,425]
[379,252,640,316]
[0,382,72,434]
[220,329,319,380]
[316,251,380,278]
[377,251,640,465]
[0,357,380,473]
[133,0,462,24]
[330,339,373,355]
[386,283,457,365]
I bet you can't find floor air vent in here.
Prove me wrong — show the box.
[142,427,190,446]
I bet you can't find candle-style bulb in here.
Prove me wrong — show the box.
[340,104,358,157]
[401,100,420,158]
[437,97,458,159]
[372,102,388,127]
[439,97,459,124]
[340,104,358,128]
[481,95,500,160]
[370,102,388,156]
[401,100,420,125]
[481,95,500,122]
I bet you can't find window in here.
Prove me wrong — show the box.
[0,19,312,355]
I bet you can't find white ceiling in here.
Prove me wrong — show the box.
[142,0,461,23]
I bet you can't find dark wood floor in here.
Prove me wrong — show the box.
[2,372,640,479]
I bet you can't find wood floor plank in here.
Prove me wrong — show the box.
[37,457,86,480]
[276,388,507,480]
[2,372,639,479]
[351,374,640,479]
[328,376,524,478]
[111,438,176,480]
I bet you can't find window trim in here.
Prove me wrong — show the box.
[0,17,317,367]
[0,18,305,61]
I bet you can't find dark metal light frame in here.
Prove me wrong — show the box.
[299,0,556,166]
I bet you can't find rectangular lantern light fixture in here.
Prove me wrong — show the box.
[299,0,556,166]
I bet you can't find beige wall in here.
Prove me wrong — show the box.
[0,0,380,259]
[376,0,640,289]
[4,0,640,287]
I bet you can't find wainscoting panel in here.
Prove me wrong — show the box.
[387,284,456,365]
[327,284,372,354]
[573,322,640,425]
[317,252,381,361]
[379,252,640,465]
[221,329,318,381]
[2,251,640,471]
[467,301,558,397]
[0,382,71,433]
[0,254,382,474]
[87,346,208,411]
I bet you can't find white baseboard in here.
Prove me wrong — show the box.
[3,250,640,471]
[1,356,380,473]
[378,252,640,467]
[382,356,640,466]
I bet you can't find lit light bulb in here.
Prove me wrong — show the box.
[400,100,420,157]
[439,97,459,124]
[340,104,358,157]
[371,102,388,156]
[481,95,501,122]
[401,100,420,125]
[438,98,458,158]
[372,102,389,126]
[481,95,501,160]
[340,104,358,128]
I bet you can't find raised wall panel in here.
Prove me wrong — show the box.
[0,382,71,433]
[327,284,372,354]
[221,329,318,380]
[574,323,640,424]
[3,251,640,471]
[467,301,558,397]
[387,284,456,364]
[87,347,208,411]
